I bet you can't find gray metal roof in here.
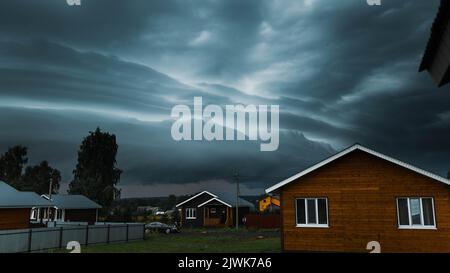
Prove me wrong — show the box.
[214,192,256,209]
[0,181,52,208]
[44,194,102,209]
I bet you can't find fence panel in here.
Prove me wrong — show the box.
[31,228,60,251]
[88,226,108,245]
[61,227,87,247]
[0,223,145,253]
[245,213,281,229]
[0,229,29,253]
[128,224,144,240]
[109,225,127,242]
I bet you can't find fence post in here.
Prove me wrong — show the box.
[126,224,129,242]
[142,224,146,240]
[27,229,32,253]
[107,224,110,244]
[85,225,89,246]
[59,226,64,249]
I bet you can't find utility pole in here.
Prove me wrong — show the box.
[46,177,53,223]
[235,173,239,230]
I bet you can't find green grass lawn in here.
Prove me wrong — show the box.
[58,229,281,253]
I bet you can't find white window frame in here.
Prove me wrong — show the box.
[186,208,197,219]
[295,197,329,228]
[396,197,436,230]
[30,208,38,220]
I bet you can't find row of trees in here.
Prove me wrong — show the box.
[0,146,61,194]
[0,128,121,209]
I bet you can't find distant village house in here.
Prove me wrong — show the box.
[176,191,255,228]
[0,181,51,230]
[32,194,101,225]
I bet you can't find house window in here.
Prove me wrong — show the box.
[186,208,197,219]
[296,198,328,227]
[397,197,436,229]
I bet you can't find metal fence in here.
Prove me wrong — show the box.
[0,223,145,253]
[244,213,281,229]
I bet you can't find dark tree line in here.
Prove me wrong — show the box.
[0,127,122,210]
[0,146,60,194]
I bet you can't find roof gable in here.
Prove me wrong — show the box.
[198,197,232,208]
[266,144,450,193]
[175,191,217,207]
[176,191,255,209]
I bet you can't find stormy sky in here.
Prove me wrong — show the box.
[0,0,448,197]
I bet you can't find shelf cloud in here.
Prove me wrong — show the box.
[0,0,448,197]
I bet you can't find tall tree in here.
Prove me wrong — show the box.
[20,161,61,195]
[167,194,177,210]
[69,128,122,208]
[0,145,28,188]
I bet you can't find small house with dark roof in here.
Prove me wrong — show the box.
[419,0,450,87]
[0,181,51,230]
[33,194,102,225]
[175,191,255,228]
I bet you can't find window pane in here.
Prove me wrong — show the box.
[296,199,306,224]
[307,199,317,224]
[410,198,422,225]
[422,198,435,226]
[397,198,409,226]
[186,208,196,218]
[318,199,328,224]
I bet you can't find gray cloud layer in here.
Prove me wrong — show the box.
[0,0,448,197]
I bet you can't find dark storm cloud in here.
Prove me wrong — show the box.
[0,38,334,195]
[0,0,176,46]
[0,105,334,194]
[0,0,448,197]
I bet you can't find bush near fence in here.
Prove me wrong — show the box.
[244,213,281,229]
[0,222,145,253]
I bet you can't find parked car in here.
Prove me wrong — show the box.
[145,222,179,234]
